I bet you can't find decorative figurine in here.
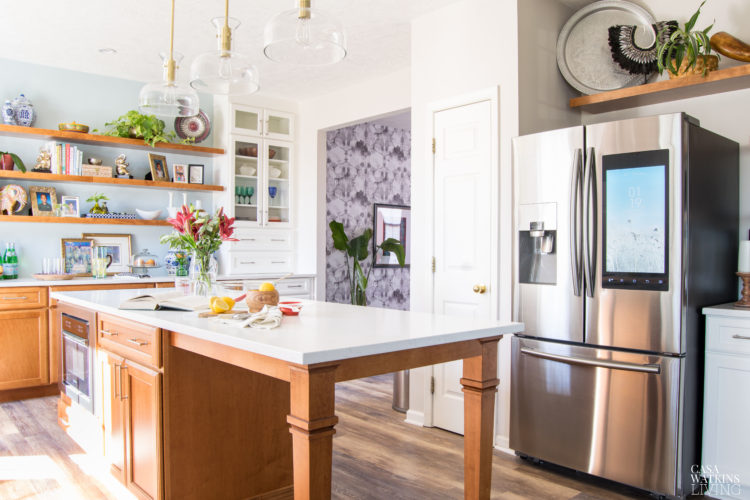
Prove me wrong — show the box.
[2,100,15,125]
[32,147,52,173]
[115,154,133,179]
[11,94,35,127]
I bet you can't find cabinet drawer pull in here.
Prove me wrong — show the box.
[101,329,118,337]
[127,338,149,347]
[119,365,127,400]
[114,363,120,400]
[271,261,286,264]
[240,261,257,265]
[241,238,256,241]
[270,238,286,242]
[287,284,303,288]
[2,296,28,300]
[732,334,750,341]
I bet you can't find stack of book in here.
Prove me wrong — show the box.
[44,141,83,175]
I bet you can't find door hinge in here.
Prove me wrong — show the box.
[431,256,436,273]
[432,138,436,154]
[430,376,435,394]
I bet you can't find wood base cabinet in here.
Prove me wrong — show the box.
[0,309,49,390]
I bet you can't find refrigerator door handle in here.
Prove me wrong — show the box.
[520,347,661,374]
[583,147,597,298]
[570,148,583,297]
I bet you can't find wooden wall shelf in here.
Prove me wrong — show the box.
[570,63,750,113]
[0,124,224,156]
[0,215,170,226]
[0,170,224,192]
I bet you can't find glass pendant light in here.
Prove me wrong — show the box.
[139,0,199,117]
[190,0,260,95]
[263,0,347,66]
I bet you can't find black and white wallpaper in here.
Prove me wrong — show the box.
[326,122,411,310]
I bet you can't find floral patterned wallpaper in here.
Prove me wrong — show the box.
[326,121,411,310]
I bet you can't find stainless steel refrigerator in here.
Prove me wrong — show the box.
[509,113,738,498]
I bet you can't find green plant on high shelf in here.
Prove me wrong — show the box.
[0,150,26,172]
[329,220,405,306]
[86,193,109,214]
[657,0,719,77]
[96,110,194,147]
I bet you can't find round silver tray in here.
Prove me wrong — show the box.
[557,0,656,95]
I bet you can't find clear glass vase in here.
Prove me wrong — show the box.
[189,251,218,296]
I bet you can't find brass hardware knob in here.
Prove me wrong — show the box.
[473,284,487,294]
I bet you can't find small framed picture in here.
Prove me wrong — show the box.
[61,238,93,276]
[188,164,204,184]
[373,203,411,268]
[29,186,57,216]
[82,233,132,274]
[148,153,169,182]
[61,196,80,217]
[172,164,188,183]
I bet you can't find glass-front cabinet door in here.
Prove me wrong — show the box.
[233,137,260,224]
[263,110,294,141]
[231,104,262,136]
[265,140,292,226]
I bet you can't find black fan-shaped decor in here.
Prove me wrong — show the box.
[608,21,678,75]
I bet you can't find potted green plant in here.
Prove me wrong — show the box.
[86,193,109,214]
[0,150,26,172]
[96,110,191,147]
[329,220,405,306]
[657,0,719,78]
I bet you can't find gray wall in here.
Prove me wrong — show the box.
[325,121,411,310]
[0,58,215,278]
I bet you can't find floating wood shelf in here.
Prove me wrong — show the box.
[0,214,170,226]
[0,124,224,156]
[570,63,750,113]
[0,170,224,192]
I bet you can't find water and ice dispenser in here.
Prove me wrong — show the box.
[518,203,556,285]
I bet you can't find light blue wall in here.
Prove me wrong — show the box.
[0,58,218,278]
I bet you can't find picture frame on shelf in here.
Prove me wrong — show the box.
[148,153,169,182]
[61,196,80,217]
[82,233,132,274]
[188,164,204,184]
[29,186,57,216]
[172,163,188,183]
[373,203,411,268]
[61,238,93,276]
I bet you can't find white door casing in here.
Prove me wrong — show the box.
[431,93,497,434]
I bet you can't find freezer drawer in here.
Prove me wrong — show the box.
[510,336,681,496]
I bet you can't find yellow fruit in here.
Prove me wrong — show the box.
[221,296,235,309]
[259,282,275,292]
[210,298,230,314]
[210,296,219,307]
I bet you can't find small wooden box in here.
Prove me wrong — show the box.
[81,165,113,177]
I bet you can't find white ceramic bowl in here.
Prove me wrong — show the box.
[136,208,162,220]
[239,166,256,176]
[269,167,282,179]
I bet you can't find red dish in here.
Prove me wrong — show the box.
[279,301,302,316]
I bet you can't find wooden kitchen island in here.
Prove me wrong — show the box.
[51,289,523,500]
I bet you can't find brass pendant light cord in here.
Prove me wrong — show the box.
[220,0,232,54]
[299,0,311,19]
[166,0,176,84]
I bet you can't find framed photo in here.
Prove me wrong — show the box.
[172,164,188,183]
[82,233,132,274]
[188,164,204,184]
[373,203,411,268]
[61,196,80,217]
[29,186,57,216]
[148,153,169,182]
[61,238,93,276]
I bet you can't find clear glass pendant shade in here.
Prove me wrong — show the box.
[263,6,347,65]
[139,52,200,117]
[190,17,260,95]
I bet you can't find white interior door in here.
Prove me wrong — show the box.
[432,99,494,434]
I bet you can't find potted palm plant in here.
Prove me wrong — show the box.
[657,0,719,78]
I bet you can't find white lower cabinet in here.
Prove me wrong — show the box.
[222,228,294,275]
[702,307,750,500]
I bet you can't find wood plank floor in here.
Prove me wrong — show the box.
[0,375,653,499]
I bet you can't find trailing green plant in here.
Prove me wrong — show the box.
[96,110,193,147]
[0,150,26,172]
[329,220,405,306]
[657,0,718,76]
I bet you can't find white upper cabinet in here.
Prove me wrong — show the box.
[231,104,294,141]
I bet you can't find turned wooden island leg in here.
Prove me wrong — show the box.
[461,337,500,500]
[287,365,338,500]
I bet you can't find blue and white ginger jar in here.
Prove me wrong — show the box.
[12,94,35,127]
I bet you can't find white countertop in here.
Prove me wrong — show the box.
[0,273,316,288]
[51,288,524,365]
[703,303,750,317]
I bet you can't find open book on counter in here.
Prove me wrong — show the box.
[119,291,211,311]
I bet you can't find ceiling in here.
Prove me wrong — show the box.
[0,0,460,101]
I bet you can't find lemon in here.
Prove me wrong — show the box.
[210,298,231,314]
[209,296,219,307]
[259,282,275,292]
[221,296,236,309]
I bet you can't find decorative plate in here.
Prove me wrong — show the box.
[557,0,656,95]
[174,109,211,143]
[0,184,28,214]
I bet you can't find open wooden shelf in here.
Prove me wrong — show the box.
[0,124,224,156]
[0,214,170,226]
[570,63,750,113]
[0,170,224,192]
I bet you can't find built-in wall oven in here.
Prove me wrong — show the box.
[62,313,94,413]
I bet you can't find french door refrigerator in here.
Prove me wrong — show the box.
[510,113,738,498]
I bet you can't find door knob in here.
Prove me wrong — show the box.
[473,284,487,294]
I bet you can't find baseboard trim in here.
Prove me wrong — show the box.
[494,434,513,455]
[0,383,58,403]
[404,409,425,427]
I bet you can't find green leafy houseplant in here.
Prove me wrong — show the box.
[96,110,191,147]
[86,193,109,214]
[657,1,718,76]
[329,220,405,306]
[0,151,26,172]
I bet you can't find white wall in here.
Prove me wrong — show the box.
[296,68,411,298]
